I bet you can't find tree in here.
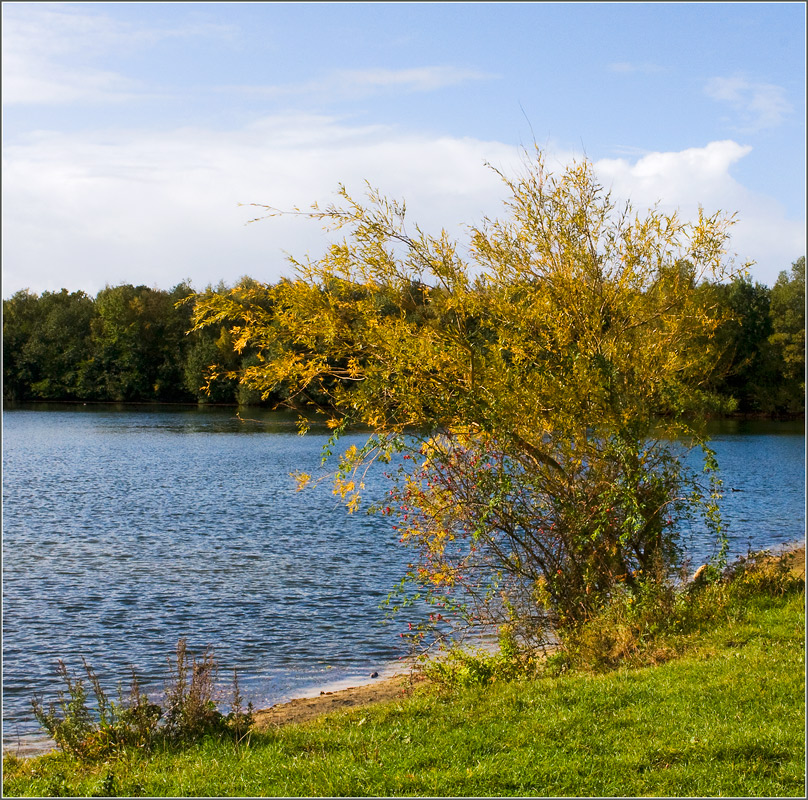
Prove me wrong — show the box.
[768,256,805,413]
[698,276,778,413]
[3,289,41,402]
[2,289,95,401]
[83,283,196,402]
[181,277,283,405]
[182,325,240,403]
[191,153,739,648]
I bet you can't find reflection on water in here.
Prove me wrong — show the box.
[2,406,804,751]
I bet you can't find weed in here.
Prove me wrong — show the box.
[30,658,161,760]
[163,638,222,742]
[723,549,805,598]
[94,769,117,797]
[31,660,95,759]
[46,770,70,797]
[423,628,543,689]
[225,668,254,753]
[30,639,253,763]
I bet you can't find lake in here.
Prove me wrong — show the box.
[2,406,804,752]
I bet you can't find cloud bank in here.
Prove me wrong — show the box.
[2,118,803,297]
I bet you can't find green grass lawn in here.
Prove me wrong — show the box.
[4,591,804,797]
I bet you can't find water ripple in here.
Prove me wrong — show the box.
[2,408,804,749]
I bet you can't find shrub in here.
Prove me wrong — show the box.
[422,629,544,689]
[560,548,805,673]
[192,151,739,656]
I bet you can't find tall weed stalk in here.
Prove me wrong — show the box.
[31,639,252,762]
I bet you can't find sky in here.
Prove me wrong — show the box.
[2,1,805,298]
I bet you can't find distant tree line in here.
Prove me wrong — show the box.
[698,256,804,415]
[2,280,264,406]
[2,257,804,415]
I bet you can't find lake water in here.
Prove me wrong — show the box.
[2,407,804,752]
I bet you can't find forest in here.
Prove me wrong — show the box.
[3,257,804,417]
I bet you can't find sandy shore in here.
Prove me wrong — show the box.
[252,672,425,731]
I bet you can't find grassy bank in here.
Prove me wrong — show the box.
[3,563,805,797]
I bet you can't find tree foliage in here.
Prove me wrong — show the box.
[2,280,278,405]
[2,289,95,401]
[190,154,747,648]
[4,260,801,417]
[698,276,776,413]
[698,258,805,415]
[769,256,805,405]
[82,283,195,402]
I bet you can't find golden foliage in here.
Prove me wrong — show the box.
[190,151,743,638]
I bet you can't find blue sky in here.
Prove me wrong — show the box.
[2,1,805,297]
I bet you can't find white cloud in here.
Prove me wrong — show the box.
[2,124,803,298]
[2,50,144,106]
[596,140,753,206]
[594,141,805,280]
[704,76,792,132]
[2,7,139,105]
[1,115,522,296]
[218,65,494,103]
[333,66,493,93]
[1,4,235,105]
[2,4,490,108]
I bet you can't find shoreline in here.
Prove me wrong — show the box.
[2,672,423,759]
[252,671,424,732]
[6,400,806,422]
[6,543,804,761]
[2,658,418,760]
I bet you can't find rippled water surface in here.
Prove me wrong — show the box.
[2,407,804,750]
[3,406,410,750]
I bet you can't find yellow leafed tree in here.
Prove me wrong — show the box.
[191,152,740,647]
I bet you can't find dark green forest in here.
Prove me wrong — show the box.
[2,257,805,416]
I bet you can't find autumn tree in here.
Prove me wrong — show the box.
[191,153,740,648]
[181,277,284,406]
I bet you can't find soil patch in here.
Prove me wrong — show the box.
[252,673,425,731]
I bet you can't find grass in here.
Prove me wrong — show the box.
[3,574,805,797]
